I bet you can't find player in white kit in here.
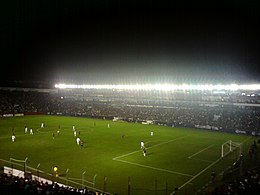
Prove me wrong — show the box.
[12,134,16,142]
[76,137,80,145]
[140,141,144,149]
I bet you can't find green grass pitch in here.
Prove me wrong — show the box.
[0,115,256,195]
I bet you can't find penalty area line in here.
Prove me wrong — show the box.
[188,144,215,159]
[189,157,213,163]
[113,136,188,160]
[113,158,193,177]
[169,156,223,195]
[169,136,253,195]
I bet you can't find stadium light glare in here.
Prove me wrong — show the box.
[54,83,260,91]
[240,84,260,90]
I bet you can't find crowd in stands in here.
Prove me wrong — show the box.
[0,172,106,195]
[213,167,260,195]
[0,89,259,134]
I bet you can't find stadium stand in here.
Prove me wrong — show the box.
[213,167,260,194]
[0,172,100,195]
[1,87,260,136]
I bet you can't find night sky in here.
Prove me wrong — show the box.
[0,0,259,88]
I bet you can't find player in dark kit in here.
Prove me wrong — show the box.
[142,147,146,156]
[80,140,84,148]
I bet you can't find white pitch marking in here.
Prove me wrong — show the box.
[169,156,223,195]
[170,136,252,194]
[113,136,188,160]
[114,158,194,177]
[188,144,214,159]
[113,150,141,160]
[189,158,213,163]
[148,136,188,149]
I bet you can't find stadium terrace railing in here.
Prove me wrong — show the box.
[0,158,112,195]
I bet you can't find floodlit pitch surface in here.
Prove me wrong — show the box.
[0,115,255,195]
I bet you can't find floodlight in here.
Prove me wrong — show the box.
[54,83,260,91]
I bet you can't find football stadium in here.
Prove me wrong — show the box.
[0,84,259,195]
[1,1,260,195]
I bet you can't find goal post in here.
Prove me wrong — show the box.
[9,157,28,176]
[221,140,242,158]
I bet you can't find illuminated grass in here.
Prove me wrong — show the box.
[0,115,255,195]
